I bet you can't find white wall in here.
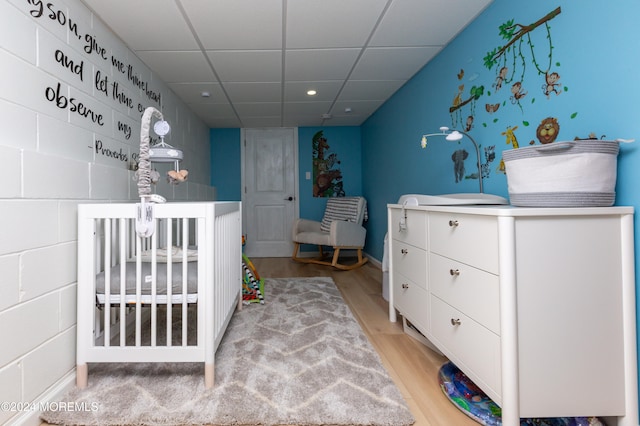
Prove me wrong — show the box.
[0,0,215,424]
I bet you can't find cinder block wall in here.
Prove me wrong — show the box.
[0,0,214,424]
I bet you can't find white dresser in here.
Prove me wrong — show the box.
[388,204,638,426]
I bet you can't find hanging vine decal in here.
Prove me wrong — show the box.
[444,6,572,184]
[483,6,563,111]
[449,83,485,128]
[483,7,561,72]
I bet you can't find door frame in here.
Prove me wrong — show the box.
[240,127,300,257]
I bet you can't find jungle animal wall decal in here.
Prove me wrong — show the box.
[536,117,561,144]
[448,6,567,126]
[441,6,576,184]
[483,6,563,113]
[312,131,344,197]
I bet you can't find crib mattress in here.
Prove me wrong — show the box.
[95,261,198,304]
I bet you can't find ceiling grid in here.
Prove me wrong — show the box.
[82,0,493,127]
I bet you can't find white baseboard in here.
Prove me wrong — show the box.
[364,252,381,269]
[6,370,76,426]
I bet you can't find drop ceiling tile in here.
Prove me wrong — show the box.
[339,80,407,101]
[83,0,198,50]
[351,46,441,80]
[188,102,235,116]
[207,50,282,82]
[286,0,388,48]
[168,82,226,104]
[284,81,343,102]
[181,0,283,50]
[282,115,325,127]
[136,51,216,83]
[321,115,369,126]
[331,100,385,117]
[242,116,283,128]
[223,82,282,103]
[80,0,495,128]
[187,103,240,127]
[283,101,333,117]
[234,102,282,117]
[285,49,360,81]
[205,116,243,127]
[370,0,493,47]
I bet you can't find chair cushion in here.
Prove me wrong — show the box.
[320,197,366,232]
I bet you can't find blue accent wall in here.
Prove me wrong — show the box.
[210,128,241,201]
[211,1,640,404]
[210,126,362,217]
[362,0,640,261]
[298,126,363,221]
[360,0,640,410]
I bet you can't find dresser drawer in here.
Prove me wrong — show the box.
[431,296,501,398]
[389,208,427,249]
[392,272,430,333]
[429,253,500,334]
[391,241,427,289]
[429,212,499,274]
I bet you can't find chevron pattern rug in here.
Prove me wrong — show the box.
[41,277,415,425]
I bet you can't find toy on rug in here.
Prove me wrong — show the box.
[242,253,264,304]
[438,361,604,426]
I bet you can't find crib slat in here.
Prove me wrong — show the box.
[182,217,189,346]
[166,218,173,347]
[135,235,142,347]
[151,231,157,347]
[119,218,127,346]
[104,219,111,347]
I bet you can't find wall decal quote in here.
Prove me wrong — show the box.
[25,0,165,163]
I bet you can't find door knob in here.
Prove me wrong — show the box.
[284,196,293,201]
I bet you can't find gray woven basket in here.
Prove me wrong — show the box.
[503,140,619,207]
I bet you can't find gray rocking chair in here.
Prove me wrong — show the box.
[291,196,368,270]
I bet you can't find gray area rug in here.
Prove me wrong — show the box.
[42,277,415,425]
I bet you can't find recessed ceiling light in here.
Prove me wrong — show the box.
[307,90,317,96]
[201,91,210,98]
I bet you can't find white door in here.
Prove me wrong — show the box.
[242,128,298,257]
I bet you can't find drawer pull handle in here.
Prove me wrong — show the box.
[450,318,461,326]
[449,268,460,276]
[402,283,409,289]
[448,220,459,227]
[401,248,408,254]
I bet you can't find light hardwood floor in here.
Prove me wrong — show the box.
[251,257,477,426]
[43,257,476,426]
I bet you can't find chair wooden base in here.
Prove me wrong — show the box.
[292,242,368,270]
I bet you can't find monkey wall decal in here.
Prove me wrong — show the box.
[510,81,527,104]
[542,71,562,98]
[465,115,474,132]
[493,66,509,91]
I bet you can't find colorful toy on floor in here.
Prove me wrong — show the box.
[438,361,604,426]
[242,253,264,304]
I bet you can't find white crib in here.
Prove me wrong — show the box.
[76,201,242,389]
